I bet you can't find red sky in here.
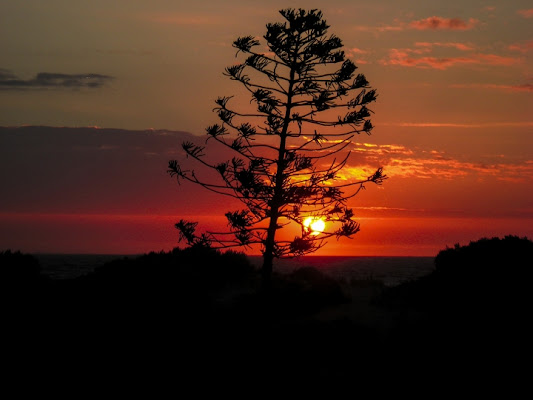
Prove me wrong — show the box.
[1,1,532,256]
[1,125,531,256]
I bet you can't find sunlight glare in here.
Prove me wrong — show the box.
[303,217,325,235]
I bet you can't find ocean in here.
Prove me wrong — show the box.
[35,253,435,287]
[34,253,133,280]
[250,255,435,286]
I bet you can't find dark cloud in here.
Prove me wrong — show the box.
[0,126,227,215]
[409,16,479,30]
[0,68,17,80]
[0,70,115,89]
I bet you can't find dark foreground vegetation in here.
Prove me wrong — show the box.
[2,235,532,386]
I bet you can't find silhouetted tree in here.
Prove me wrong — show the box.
[168,9,386,286]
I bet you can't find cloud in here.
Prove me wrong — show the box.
[354,16,478,34]
[476,53,522,66]
[353,24,405,33]
[0,126,205,215]
[351,143,414,157]
[142,13,223,25]
[308,137,533,184]
[345,48,371,64]
[384,49,521,70]
[415,42,475,51]
[518,8,533,18]
[336,141,533,183]
[409,16,479,30]
[511,83,533,92]
[0,68,17,80]
[96,48,155,56]
[509,40,533,53]
[385,121,533,128]
[0,70,115,90]
[451,83,533,92]
[347,48,368,54]
[383,39,524,70]
[363,146,533,182]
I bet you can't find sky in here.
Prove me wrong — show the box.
[1,0,532,256]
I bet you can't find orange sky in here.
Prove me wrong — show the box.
[1,1,532,256]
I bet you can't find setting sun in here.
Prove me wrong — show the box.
[303,217,326,235]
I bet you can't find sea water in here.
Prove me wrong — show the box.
[249,255,434,286]
[35,253,133,280]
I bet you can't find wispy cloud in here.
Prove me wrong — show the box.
[354,206,413,213]
[354,15,478,34]
[381,39,521,71]
[342,143,533,182]
[95,48,155,56]
[409,16,479,30]
[323,138,533,183]
[392,157,533,182]
[509,40,533,53]
[0,70,115,90]
[415,42,475,51]
[509,83,533,92]
[345,48,371,64]
[518,8,533,18]
[384,121,533,128]
[141,13,223,25]
[451,83,533,92]
[346,48,369,55]
[342,155,533,182]
[477,53,522,65]
[294,138,533,185]
[351,143,414,157]
[0,69,17,81]
[353,24,405,33]
[383,48,521,70]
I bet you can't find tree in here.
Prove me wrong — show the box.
[168,8,386,286]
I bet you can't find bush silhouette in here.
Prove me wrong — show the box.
[239,266,348,319]
[434,235,532,281]
[284,266,348,307]
[0,249,41,283]
[2,246,348,327]
[380,235,532,309]
[375,235,533,353]
[358,235,533,369]
[86,246,255,291]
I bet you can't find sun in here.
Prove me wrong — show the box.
[303,216,326,235]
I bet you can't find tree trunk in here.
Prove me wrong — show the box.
[261,194,280,291]
[261,242,274,291]
[260,43,298,291]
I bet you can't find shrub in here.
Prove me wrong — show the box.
[378,235,533,311]
[0,250,41,283]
